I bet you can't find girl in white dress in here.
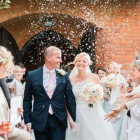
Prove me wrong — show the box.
[66,52,117,140]
[103,62,127,140]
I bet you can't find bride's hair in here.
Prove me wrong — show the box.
[73,52,92,65]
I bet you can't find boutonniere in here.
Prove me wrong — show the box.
[57,69,65,76]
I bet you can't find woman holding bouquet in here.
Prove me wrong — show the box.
[102,62,127,140]
[66,52,117,140]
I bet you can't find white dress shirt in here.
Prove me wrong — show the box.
[43,65,56,94]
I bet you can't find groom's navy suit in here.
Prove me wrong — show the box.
[23,67,76,140]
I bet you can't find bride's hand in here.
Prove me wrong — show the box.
[69,120,75,130]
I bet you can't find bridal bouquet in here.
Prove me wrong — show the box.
[81,83,104,108]
[101,74,119,90]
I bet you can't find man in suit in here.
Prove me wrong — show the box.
[23,46,76,140]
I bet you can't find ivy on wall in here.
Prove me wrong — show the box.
[0,0,11,9]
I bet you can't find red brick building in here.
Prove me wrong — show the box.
[0,0,140,77]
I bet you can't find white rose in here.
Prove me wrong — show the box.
[57,69,65,76]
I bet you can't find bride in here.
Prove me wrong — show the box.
[66,52,117,140]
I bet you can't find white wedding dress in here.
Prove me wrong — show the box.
[66,78,117,140]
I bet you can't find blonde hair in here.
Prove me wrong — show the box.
[73,52,92,65]
[108,62,121,74]
[44,46,61,59]
[0,46,14,61]
[13,65,23,73]
[131,60,140,71]
[0,46,11,67]
[0,46,14,69]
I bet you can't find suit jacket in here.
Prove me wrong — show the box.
[0,87,30,140]
[23,67,76,131]
[0,78,11,108]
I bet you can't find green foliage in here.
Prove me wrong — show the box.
[0,0,11,9]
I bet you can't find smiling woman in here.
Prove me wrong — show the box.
[131,60,140,82]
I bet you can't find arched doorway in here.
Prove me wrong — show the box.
[0,27,20,64]
[21,30,76,73]
[77,28,95,72]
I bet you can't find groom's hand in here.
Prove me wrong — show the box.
[27,124,32,133]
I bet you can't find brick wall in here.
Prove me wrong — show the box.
[0,0,140,77]
[95,0,140,78]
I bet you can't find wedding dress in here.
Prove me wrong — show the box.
[66,78,117,140]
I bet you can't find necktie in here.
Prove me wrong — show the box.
[48,71,55,115]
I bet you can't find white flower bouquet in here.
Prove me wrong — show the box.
[81,83,104,108]
[101,74,119,89]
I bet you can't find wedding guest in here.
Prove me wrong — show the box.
[97,66,106,80]
[96,66,106,107]
[0,46,14,83]
[0,46,14,108]
[9,65,24,97]
[105,60,140,140]
[18,64,35,138]
[103,62,127,140]
[0,47,32,140]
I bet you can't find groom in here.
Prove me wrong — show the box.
[23,46,76,140]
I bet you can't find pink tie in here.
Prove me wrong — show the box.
[48,71,55,115]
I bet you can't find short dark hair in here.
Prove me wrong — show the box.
[97,66,106,74]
